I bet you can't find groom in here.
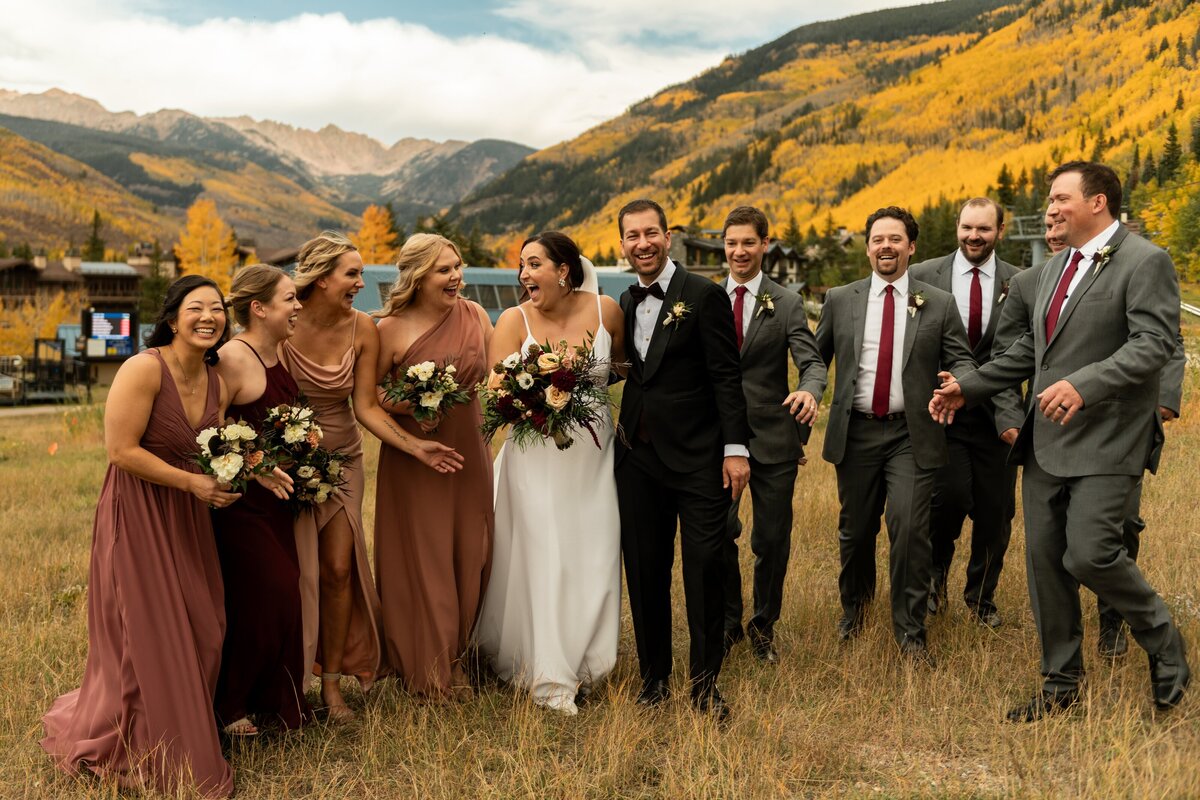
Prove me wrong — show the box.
[615,199,751,721]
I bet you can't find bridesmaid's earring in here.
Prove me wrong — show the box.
[170,327,178,334]
[557,278,567,288]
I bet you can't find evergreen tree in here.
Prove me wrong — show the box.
[782,210,803,250]
[1142,149,1157,185]
[1128,143,1141,194]
[13,242,33,260]
[1176,90,1185,112]
[996,164,1015,206]
[83,210,105,261]
[1159,123,1182,183]
[1190,116,1200,162]
[138,241,171,321]
[0,240,8,258]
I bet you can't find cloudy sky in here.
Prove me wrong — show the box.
[0,0,909,148]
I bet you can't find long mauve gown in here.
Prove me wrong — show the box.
[211,340,311,729]
[41,349,233,799]
[281,313,384,687]
[376,298,493,696]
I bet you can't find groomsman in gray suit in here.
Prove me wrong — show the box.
[718,206,827,663]
[814,206,976,662]
[991,212,1186,661]
[909,198,1021,628]
[933,161,1190,720]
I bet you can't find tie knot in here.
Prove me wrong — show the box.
[884,285,894,296]
[971,267,981,277]
[1069,250,1085,268]
[734,285,748,298]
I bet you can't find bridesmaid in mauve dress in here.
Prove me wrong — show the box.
[375,233,494,700]
[41,276,239,798]
[283,231,465,720]
[211,265,310,734]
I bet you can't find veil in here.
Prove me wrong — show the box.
[578,255,599,294]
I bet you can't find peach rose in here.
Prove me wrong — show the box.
[536,353,561,373]
[546,386,571,411]
[486,369,504,391]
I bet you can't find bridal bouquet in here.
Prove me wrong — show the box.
[479,338,610,451]
[195,420,271,491]
[261,398,348,512]
[380,359,471,431]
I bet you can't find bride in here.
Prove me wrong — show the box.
[474,231,625,715]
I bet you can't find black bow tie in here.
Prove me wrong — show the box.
[629,282,666,304]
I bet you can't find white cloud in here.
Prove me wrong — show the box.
[0,0,903,148]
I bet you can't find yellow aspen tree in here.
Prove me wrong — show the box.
[0,290,84,357]
[175,199,238,293]
[352,204,400,265]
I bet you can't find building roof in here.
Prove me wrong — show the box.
[39,263,84,284]
[257,246,301,266]
[80,262,139,277]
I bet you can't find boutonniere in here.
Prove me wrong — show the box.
[662,301,691,328]
[754,290,776,318]
[908,290,926,318]
[998,280,1010,304]
[1091,245,1116,276]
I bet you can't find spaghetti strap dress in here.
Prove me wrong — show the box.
[41,349,233,799]
[281,312,384,687]
[375,298,493,696]
[210,340,311,729]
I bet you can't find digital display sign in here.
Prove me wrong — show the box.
[82,309,138,361]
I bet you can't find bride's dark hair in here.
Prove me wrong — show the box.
[522,231,584,290]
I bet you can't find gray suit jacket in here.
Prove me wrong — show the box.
[958,224,1180,476]
[722,274,827,464]
[909,253,1020,430]
[990,259,1186,436]
[815,276,977,470]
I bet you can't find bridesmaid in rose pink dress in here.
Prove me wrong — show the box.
[283,231,464,721]
[375,233,494,700]
[41,276,240,798]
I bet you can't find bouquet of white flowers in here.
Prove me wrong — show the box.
[380,358,471,431]
[261,398,348,513]
[194,420,270,491]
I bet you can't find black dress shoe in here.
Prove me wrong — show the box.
[1148,627,1191,710]
[636,679,670,707]
[899,639,937,668]
[751,640,780,664]
[1098,615,1129,659]
[837,615,862,642]
[692,687,731,723]
[970,606,1003,629]
[1005,690,1079,722]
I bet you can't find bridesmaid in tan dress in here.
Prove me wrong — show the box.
[283,231,464,721]
[41,276,240,798]
[375,233,494,699]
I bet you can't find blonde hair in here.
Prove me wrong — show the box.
[375,233,462,318]
[228,264,287,328]
[295,230,357,300]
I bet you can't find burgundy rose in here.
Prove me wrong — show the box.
[549,368,577,391]
[496,395,521,422]
[530,410,549,432]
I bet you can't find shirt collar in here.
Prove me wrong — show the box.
[639,259,675,291]
[952,248,996,278]
[870,270,909,298]
[1072,219,1120,262]
[728,270,764,297]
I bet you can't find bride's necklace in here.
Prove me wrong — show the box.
[168,343,203,396]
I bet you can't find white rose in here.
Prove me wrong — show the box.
[210,452,244,484]
[326,460,342,479]
[296,407,313,421]
[414,362,436,382]
[196,427,219,457]
[445,364,456,374]
[502,353,521,369]
[318,482,333,494]
[297,465,316,479]
[315,490,330,504]
[283,423,306,444]
[516,372,534,390]
[306,477,321,488]
[420,391,444,409]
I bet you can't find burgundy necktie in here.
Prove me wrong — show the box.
[1045,250,1085,340]
[968,268,982,349]
[872,285,895,417]
[733,285,748,349]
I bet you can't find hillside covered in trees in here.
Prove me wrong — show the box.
[451,0,1200,274]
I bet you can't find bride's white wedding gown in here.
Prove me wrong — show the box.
[474,296,620,715]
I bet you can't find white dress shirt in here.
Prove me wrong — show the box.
[727,270,764,340]
[853,271,909,414]
[1056,218,1120,306]
[632,261,674,361]
[951,249,995,337]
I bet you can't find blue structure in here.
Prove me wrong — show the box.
[356,265,634,321]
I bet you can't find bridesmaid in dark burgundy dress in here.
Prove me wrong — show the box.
[41,276,239,798]
[211,265,311,734]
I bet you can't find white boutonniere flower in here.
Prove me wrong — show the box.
[1092,245,1115,276]
[755,290,776,318]
[662,301,692,328]
[998,280,1010,304]
[908,290,926,319]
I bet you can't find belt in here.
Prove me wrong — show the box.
[851,410,905,422]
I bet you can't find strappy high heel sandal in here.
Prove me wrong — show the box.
[320,672,356,724]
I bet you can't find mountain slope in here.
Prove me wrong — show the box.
[453,0,1200,258]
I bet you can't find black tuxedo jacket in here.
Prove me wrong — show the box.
[616,262,750,473]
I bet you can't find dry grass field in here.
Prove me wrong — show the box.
[2,331,1199,799]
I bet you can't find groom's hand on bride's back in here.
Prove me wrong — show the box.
[722,456,750,499]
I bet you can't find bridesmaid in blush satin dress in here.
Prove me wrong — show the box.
[284,231,465,721]
[374,233,494,700]
[41,276,239,798]
[211,266,310,735]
